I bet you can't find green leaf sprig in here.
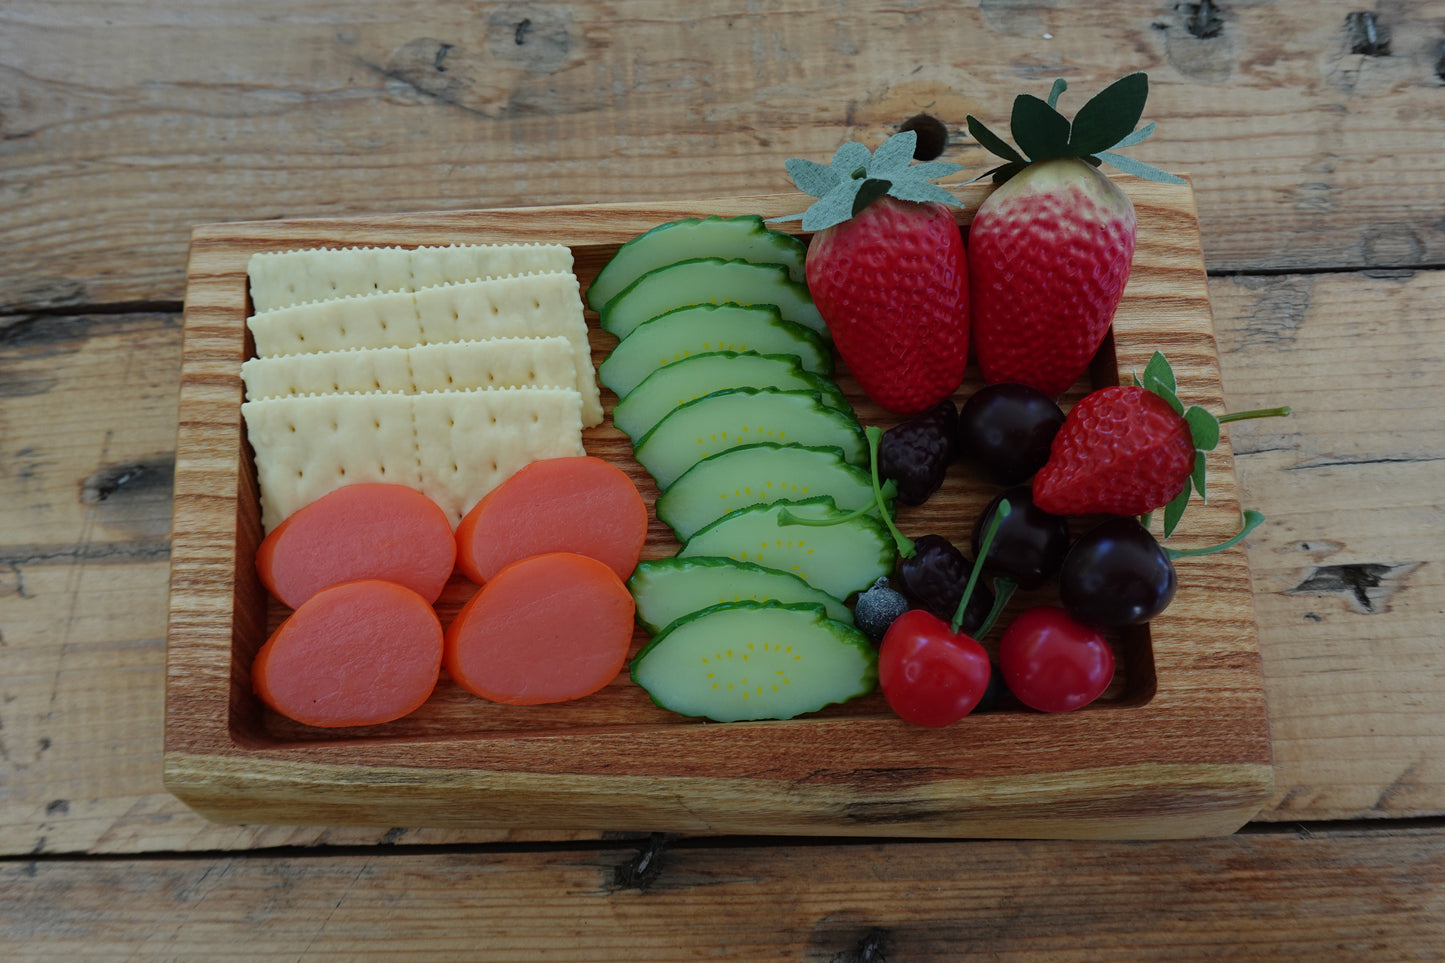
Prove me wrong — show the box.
[771,129,964,232]
[966,73,1186,186]
[1132,350,1291,537]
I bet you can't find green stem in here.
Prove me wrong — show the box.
[974,577,1017,641]
[1165,510,1266,560]
[1219,406,1292,424]
[777,480,897,527]
[950,499,1011,635]
[864,425,915,558]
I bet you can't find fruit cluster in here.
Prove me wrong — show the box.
[856,381,1271,726]
[768,73,1285,727]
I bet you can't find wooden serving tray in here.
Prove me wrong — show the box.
[164,182,1272,839]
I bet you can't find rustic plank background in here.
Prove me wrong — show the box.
[3,0,1444,956]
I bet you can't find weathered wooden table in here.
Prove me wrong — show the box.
[4,2,1442,957]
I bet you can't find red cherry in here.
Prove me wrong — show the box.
[997,606,1115,713]
[878,609,992,727]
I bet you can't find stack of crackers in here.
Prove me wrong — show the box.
[240,244,603,531]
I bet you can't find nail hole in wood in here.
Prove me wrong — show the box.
[899,113,948,160]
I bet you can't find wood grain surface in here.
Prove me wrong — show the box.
[4,825,1443,960]
[5,0,1445,954]
[3,0,1444,312]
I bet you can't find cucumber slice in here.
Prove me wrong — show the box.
[632,388,866,490]
[628,556,853,634]
[655,443,880,542]
[598,303,832,399]
[630,600,876,722]
[587,215,807,312]
[599,258,827,341]
[678,496,894,600]
[612,352,851,441]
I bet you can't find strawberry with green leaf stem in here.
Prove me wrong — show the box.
[773,130,969,415]
[967,73,1185,399]
[1032,351,1290,536]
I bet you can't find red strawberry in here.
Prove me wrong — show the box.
[1032,384,1193,518]
[775,131,969,415]
[965,74,1184,398]
[1033,350,1289,537]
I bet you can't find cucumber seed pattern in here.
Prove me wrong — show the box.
[701,642,802,698]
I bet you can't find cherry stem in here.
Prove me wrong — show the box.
[1219,406,1292,423]
[975,576,1016,640]
[950,498,1011,635]
[777,480,898,527]
[864,426,916,558]
[1164,509,1266,559]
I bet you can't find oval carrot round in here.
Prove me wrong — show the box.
[253,579,444,728]
[257,483,457,609]
[454,455,647,585]
[444,552,636,705]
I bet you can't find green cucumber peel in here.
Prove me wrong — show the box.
[771,130,964,232]
[1132,350,1292,538]
[775,426,909,550]
[952,499,1010,635]
[965,72,1186,185]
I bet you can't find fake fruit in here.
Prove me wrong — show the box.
[612,350,850,441]
[956,382,1065,485]
[599,257,825,340]
[877,499,1010,727]
[998,606,1114,713]
[445,552,635,705]
[255,482,456,609]
[971,486,1070,591]
[1033,383,1195,520]
[853,576,911,642]
[966,73,1184,398]
[1034,351,1290,534]
[252,580,443,728]
[597,302,832,399]
[1058,517,1176,627]
[895,534,994,635]
[679,496,894,601]
[1059,511,1267,627]
[454,455,648,585]
[655,442,878,542]
[632,387,866,490]
[628,556,852,634]
[775,130,969,415]
[878,399,958,506]
[586,214,806,311]
[629,600,877,722]
[877,609,992,727]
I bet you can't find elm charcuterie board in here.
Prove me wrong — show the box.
[164,181,1273,839]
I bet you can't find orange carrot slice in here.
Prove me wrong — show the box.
[252,579,444,728]
[454,455,647,584]
[444,552,635,705]
[257,483,457,609]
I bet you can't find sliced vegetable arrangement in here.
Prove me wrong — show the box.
[591,213,884,722]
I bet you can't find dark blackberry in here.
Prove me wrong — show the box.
[853,577,911,641]
[895,534,994,633]
[878,399,958,506]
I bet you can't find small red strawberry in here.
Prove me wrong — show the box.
[1032,384,1193,519]
[774,131,969,415]
[1033,351,1290,536]
[966,74,1184,398]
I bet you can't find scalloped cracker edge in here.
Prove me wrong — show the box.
[247,243,574,313]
